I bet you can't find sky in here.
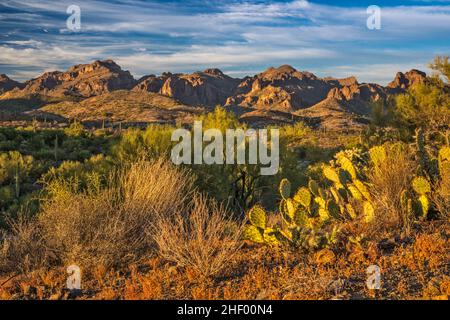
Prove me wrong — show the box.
[0,0,449,84]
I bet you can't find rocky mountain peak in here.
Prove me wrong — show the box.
[203,68,226,77]
[260,65,299,80]
[3,60,136,98]
[133,69,240,106]
[0,74,23,94]
[225,64,332,111]
[387,69,427,92]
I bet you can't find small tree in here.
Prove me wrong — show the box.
[429,56,450,83]
[394,56,450,136]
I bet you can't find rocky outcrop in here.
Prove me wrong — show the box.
[324,76,359,87]
[387,69,427,93]
[327,82,386,103]
[132,73,173,93]
[225,65,333,112]
[0,74,23,94]
[133,69,240,106]
[158,69,240,106]
[3,60,136,99]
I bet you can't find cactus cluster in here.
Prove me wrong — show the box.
[244,140,449,249]
[319,152,375,223]
[243,200,339,251]
[243,150,379,249]
[278,150,376,227]
[400,144,450,219]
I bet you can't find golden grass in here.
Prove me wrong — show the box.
[367,143,416,234]
[1,158,195,273]
[152,194,244,279]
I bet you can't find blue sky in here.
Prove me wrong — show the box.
[0,0,449,84]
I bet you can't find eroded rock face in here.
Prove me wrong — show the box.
[133,69,240,106]
[158,69,240,106]
[327,82,386,103]
[387,69,427,93]
[225,65,333,112]
[324,76,359,87]
[0,74,23,94]
[4,60,136,98]
[132,73,173,94]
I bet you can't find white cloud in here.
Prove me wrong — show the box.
[1,0,449,82]
[116,44,335,78]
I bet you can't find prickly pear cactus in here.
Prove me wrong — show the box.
[438,146,450,193]
[412,177,431,195]
[249,205,266,228]
[319,153,375,223]
[243,205,281,245]
[411,176,431,218]
[279,178,291,199]
[244,178,340,251]
[293,187,311,209]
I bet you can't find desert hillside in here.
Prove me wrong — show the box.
[0,60,426,130]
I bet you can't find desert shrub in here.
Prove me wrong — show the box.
[112,125,175,163]
[41,154,114,192]
[0,214,52,274]
[38,158,194,270]
[0,151,34,185]
[394,56,450,134]
[152,193,243,279]
[64,122,86,137]
[279,122,311,144]
[141,125,174,158]
[0,159,195,274]
[199,106,240,131]
[366,143,416,231]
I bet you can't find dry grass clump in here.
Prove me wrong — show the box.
[0,159,195,273]
[367,143,416,232]
[38,158,194,270]
[152,194,244,279]
[432,180,450,219]
[0,214,51,274]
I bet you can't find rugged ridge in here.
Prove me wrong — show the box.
[133,69,240,107]
[327,83,386,102]
[0,60,430,130]
[225,65,333,112]
[2,60,136,99]
[0,74,23,94]
[387,69,427,94]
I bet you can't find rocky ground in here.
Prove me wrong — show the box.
[1,221,448,300]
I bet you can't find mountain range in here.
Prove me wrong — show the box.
[0,60,427,130]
